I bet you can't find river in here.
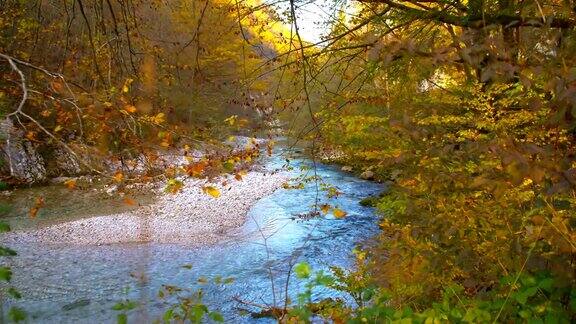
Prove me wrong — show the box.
[1,145,383,323]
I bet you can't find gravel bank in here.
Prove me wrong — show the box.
[3,170,288,246]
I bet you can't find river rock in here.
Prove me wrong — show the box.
[52,147,82,176]
[105,185,118,195]
[360,170,375,180]
[0,118,46,183]
[341,166,353,172]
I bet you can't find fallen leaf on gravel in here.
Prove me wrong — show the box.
[186,162,206,177]
[123,198,136,206]
[166,179,184,194]
[202,186,221,198]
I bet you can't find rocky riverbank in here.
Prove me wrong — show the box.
[2,168,287,246]
[1,136,289,246]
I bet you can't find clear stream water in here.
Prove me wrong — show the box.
[1,147,383,323]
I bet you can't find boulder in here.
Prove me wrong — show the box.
[341,166,353,172]
[360,170,375,180]
[0,118,46,183]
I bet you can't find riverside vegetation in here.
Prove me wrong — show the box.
[1,0,576,323]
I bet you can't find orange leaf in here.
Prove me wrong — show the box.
[51,80,63,93]
[64,179,76,190]
[29,197,45,218]
[333,208,347,219]
[123,197,137,206]
[113,172,124,183]
[186,162,206,177]
[124,105,137,113]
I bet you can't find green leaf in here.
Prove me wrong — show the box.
[8,287,22,299]
[124,300,138,311]
[538,278,554,292]
[8,307,26,322]
[362,288,375,301]
[294,262,311,279]
[163,309,173,323]
[112,302,124,311]
[112,300,137,311]
[569,288,576,312]
[515,286,538,305]
[0,246,17,256]
[209,311,224,322]
[189,304,208,323]
[0,222,10,233]
[0,266,13,281]
[117,313,127,324]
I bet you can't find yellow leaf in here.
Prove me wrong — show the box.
[122,78,133,93]
[54,125,63,132]
[202,186,221,198]
[333,208,347,219]
[224,115,237,126]
[153,113,166,124]
[320,204,330,215]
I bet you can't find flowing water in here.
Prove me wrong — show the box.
[0,147,383,323]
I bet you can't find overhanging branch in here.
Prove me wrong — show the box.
[356,0,576,29]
